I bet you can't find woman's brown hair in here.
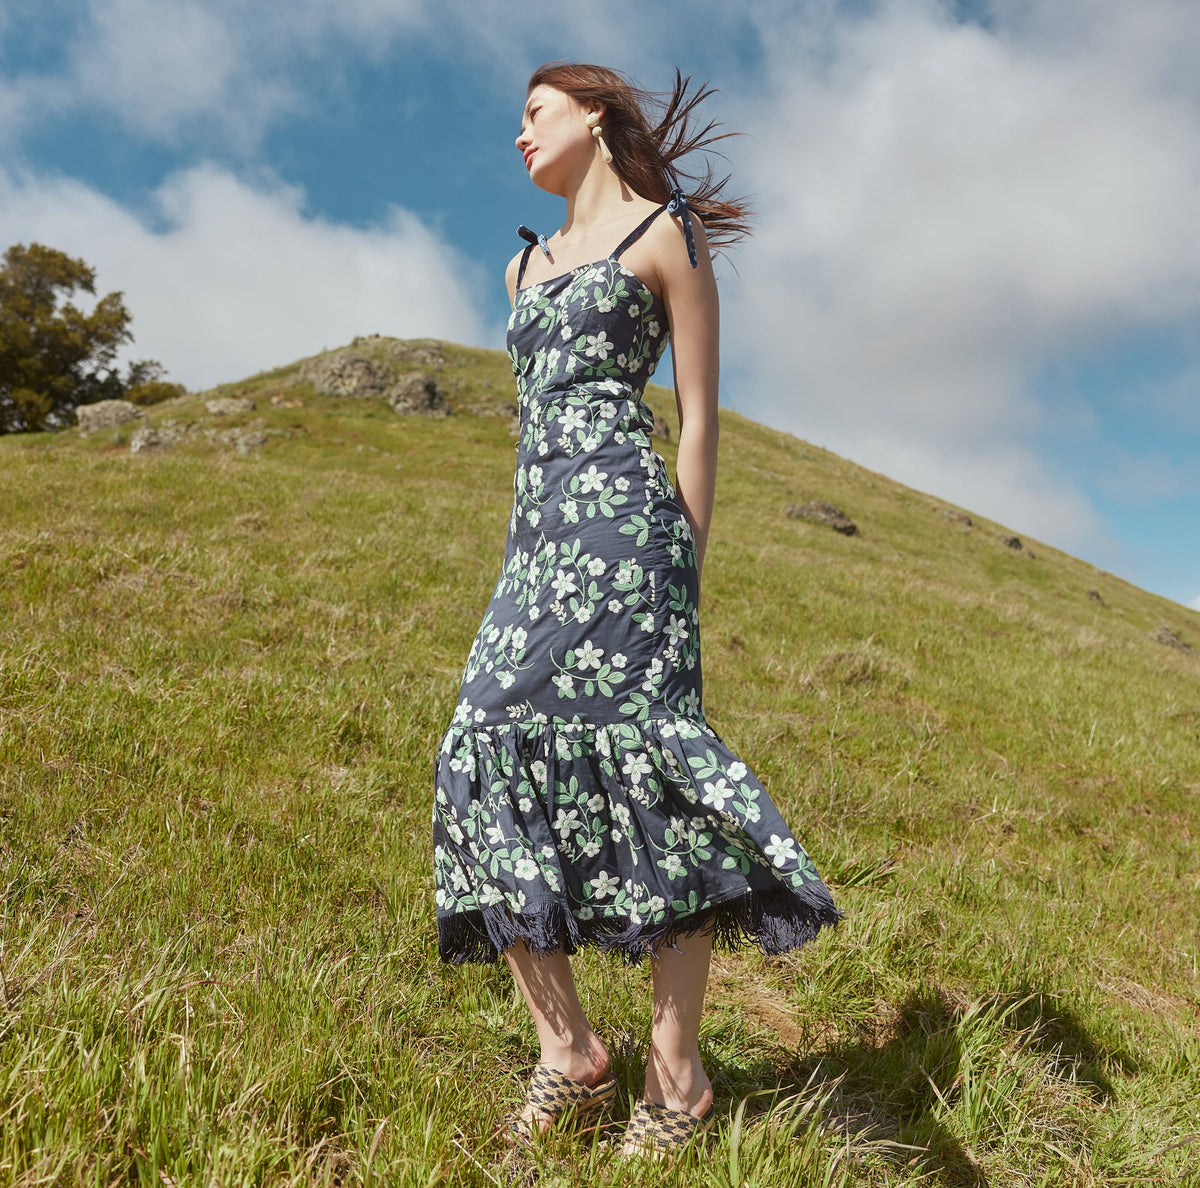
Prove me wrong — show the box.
[526,62,751,251]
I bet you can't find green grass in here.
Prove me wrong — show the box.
[1,336,1198,1186]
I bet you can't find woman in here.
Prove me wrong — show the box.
[432,62,840,1156]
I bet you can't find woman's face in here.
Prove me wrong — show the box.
[516,84,597,196]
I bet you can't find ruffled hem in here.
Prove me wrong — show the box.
[433,713,840,966]
[437,882,841,965]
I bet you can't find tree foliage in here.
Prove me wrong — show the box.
[0,243,185,434]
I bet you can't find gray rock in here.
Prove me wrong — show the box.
[388,371,449,416]
[206,397,256,415]
[77,400,144,436]
[129,425,185,454]
[299,352,392,399]
[1151,624,1192,653]
[1002,535,1023,550]
[785,501,858,536]
[1087,589,1105,604]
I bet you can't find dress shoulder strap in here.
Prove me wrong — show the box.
[610,188,699,269]
[515,224,551,287]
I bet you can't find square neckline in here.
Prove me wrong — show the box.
[513,257,664,311]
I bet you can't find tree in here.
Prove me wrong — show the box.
[0,243,184,434]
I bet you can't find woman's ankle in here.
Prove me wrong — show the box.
[539,1031,610,1083]
[643,1047,711,1115]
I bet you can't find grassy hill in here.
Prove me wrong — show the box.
[1,336,1198,1186]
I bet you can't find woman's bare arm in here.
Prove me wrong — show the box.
[657,215,720,584]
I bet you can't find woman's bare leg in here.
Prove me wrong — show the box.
[642,931,714,1116]
[504,942,610,1126]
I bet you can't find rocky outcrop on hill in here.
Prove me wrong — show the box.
[1151,624,1192,653]
[77,400,144,436]
[786,500,858,536]
[298,341,449,416]
[206,397,256,416]
[129,418,281,457]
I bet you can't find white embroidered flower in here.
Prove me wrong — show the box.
[666,615,689,647]
[589,871,620,898]
[553,673,576,696]
[580,433,600,452]
[576,903,595,919]
[646,895,665,915]
[531,760,547,783]
[485,824,506,847]
[511,627,528,650]
[519,797,533,812]
[582,838,602,857]
[450,866,469,892]
[612,802,631,827]
[553,808,582,837]
[497,670,515,689]
[660,853,685,877]
[579,464,608,494]
[702,778,733,811]
[550,569,578,597]
[587,793,605,813]
[622,752,653,784]
[513,857,538,881]
[614,476,630,492]
[574,605,591,623]
[764,834,798,867]
[560,498,579,523]
[559,406,587,432]
[587,556,606,576]
[728,761,747,781]
[507,889,527,911]
[608,599,623,613]
[682,689,700,716]
[599,401,618,417]
[575,640,604,670]
[479,884,504,907]
[584,331,612,360]
[529,605,541,620]
[611,652,627,668]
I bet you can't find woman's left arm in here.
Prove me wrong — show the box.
[658,215,720,585]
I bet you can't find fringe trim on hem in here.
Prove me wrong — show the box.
[436,882,842,966]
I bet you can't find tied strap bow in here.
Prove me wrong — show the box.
[517,225,551,258]
[666,187,698,269]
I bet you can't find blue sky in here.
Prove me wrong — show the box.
[2,0,1198,611]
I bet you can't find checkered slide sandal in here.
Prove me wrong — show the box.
[622,1098,716,1158]
[505,1064,618,1141]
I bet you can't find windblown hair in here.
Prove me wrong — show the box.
[527,62,751,251]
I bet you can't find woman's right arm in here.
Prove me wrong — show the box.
[505,251,524,306]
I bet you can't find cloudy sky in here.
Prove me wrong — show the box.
[2,0,1198,608]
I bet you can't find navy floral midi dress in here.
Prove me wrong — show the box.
[434,200,840,964]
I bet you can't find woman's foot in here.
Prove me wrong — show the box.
[622,1049,712,1155]
[516,1035,612,1133]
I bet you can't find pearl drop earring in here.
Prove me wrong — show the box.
[585,112,613,164]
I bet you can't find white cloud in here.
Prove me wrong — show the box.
[0,0,738,149]
[1188,595,1200,611]
[720,0,1200,546]
[0,164,489,389]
